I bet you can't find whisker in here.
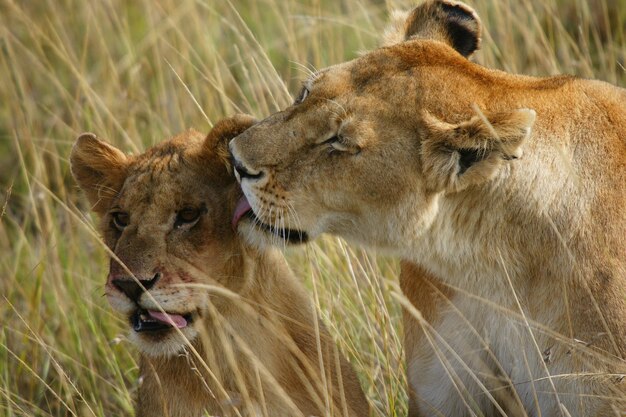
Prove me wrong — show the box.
[285,201,305,242]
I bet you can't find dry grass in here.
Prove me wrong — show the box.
[0,0,624,416]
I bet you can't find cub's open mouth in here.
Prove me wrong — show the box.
[131,309,193,333]
[232,195,308,244]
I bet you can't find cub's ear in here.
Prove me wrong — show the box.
[70,133,129,215]
[421,108,536,192]
[202,114,257,174]
[383,0,482,57]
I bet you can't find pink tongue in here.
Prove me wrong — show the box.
[147,310,187,328]
[232,195,252,229]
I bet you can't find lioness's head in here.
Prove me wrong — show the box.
[71,115,255,356]
[230,0,535,252]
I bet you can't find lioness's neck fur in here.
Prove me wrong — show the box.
[392,42,626,417]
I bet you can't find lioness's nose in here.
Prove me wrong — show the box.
[112,272,161,302]
[229,141,265,182]
[233,159,264,181]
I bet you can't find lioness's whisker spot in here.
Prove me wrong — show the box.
[542,346,553,364]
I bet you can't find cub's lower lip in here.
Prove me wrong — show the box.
[130,309,193,333]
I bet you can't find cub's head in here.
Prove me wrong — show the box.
[71,115,255,356]
[229,0,535,252]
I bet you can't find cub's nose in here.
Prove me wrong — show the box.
[112,272,161,302]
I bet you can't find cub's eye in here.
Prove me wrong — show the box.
[295,86,310,104]
[174,207,202,229]
[111,211,129,231]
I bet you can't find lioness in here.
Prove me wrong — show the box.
[228,1,626,416]
[70,116,368,417]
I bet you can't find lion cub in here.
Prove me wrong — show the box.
[70,115,368,417]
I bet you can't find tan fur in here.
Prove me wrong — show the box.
[229,1,626,415]
[70,117,368,417]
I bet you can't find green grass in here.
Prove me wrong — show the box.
[0,0,624,415]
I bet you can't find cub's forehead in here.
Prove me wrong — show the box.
[132,145,188,174]
[128,129,206,179]
[117,144,206,209]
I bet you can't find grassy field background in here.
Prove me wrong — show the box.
[0,0,624,416]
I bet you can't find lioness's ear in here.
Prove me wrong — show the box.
[383,0,482,57]
[203,114,257,174]
[70,133,129,215]
[421,108,535,192]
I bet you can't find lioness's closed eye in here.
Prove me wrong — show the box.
[229,0,626,416]
[70,115,368,417]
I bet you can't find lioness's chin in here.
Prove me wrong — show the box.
[129,326,199,357]
[237,215,310,249]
